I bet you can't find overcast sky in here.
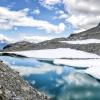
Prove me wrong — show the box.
[0,0,100,40]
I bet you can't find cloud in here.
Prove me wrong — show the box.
[0,34,14,42]
[41,0,61,5]
[22,8,30,12]
[58,14,68,19]
[39,0,62,10]
[54,10,68,20]
[22,35,54,43]
[0,7,65,33]
[64,0,100,31]
[32,9,40,14]
[39,0,100,31]
[56,10,65,15]
[0,34,9,41]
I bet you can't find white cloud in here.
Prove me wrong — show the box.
[53,10,69,21]
[64,0,100,31]
[0,34,14,42]
[39,0,62,10]
[22,8,30,13]
[54,10,68,20]
[32,9,40,14]
[0,7,65,33]
[54,13,68,20]
[22,35,54,43]
[42,0,61,5]
[0,34,9,41]
[56,10,65,15]
[58,14,68,19]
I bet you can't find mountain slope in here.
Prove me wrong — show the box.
[3,40,100,55]
[3,41,36,51]
[67,24,100,40]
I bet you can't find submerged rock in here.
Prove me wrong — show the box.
[0,61,50,100]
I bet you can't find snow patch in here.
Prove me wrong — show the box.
[7,48,100,59]
[54,59,100,68]
[61,39,100,44]
[85,66,100,80]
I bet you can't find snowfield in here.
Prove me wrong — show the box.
[5,48,100,80]
[7,48,100,59]
[85,66,100,80]
[61,39,100,44]
[54,59,100,68]
[54,59,100,79]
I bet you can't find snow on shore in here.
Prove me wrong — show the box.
[7,48,100,59]
[54,59,100,68]
[61,39,100,44]
[54,59,100,79]
[6,48,100,79]
[85,67,100,80]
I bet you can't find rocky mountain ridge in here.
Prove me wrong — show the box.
[67,24,100,40]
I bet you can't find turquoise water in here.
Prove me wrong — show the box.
[0,56,100,100]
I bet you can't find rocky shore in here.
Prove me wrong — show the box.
[0,61,50,100]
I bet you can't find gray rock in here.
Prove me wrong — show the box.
[0,61,50,100]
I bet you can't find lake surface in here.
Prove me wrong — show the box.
[0,55,100,100]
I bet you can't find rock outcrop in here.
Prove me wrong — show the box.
[0,61,50,100]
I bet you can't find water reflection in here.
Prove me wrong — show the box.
[0,56,100,100]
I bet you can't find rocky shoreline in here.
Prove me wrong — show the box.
[0,61,50,100]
